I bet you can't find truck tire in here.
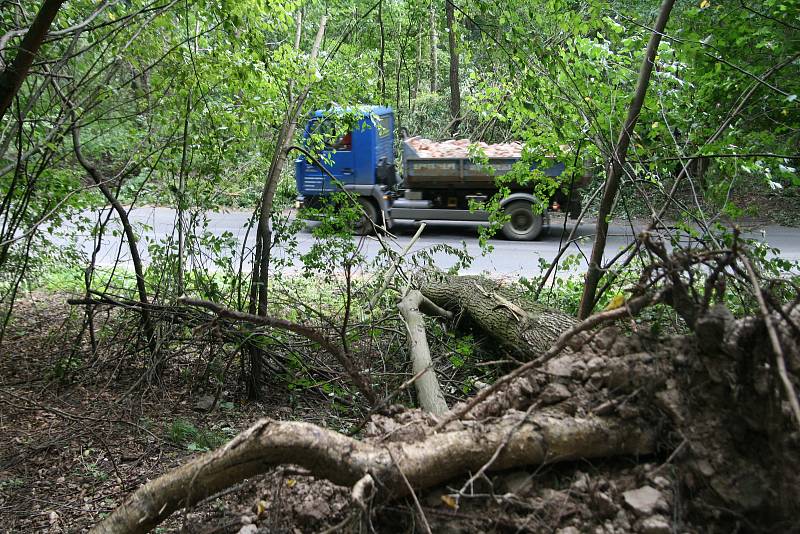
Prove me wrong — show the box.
[354,197,378,235]
[501,200,544,241]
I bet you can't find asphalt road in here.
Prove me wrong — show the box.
[78,207,800,277]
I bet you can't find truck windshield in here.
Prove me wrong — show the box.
[308,118,352,151]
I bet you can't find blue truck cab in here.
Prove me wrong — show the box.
[295,106,396,229]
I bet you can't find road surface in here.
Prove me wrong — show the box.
[75,207,800,277]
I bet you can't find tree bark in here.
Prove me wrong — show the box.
[287,9,303,101]
[429,1,437,93]
[293,9,303,49]
[71,124,155,352]
[445,0,460,135]
[421,275,577,360]
[90,414,654,534]
[247,15,327,399]
[577,0,676,319]
[176,90,192,296]
[414,32,421,102]
[0,0,66,122]
[378,0,386,101]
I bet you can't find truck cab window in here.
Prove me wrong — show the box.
[308,118,352,151]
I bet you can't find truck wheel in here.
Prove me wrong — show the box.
[501,200,544,241]
[354,197,378,235]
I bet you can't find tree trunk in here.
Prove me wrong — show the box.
[421,275,577,360]
[398,290,450,414]
[71,124,156,354]
[445,0,460,136]
[246,15,327,399]
[395,20,402,112]
[378,0,386,101]
[413,32,421,103]
[577,0,676,319]
[429,1,437,93]
[176,90,192,296]
[0,0,66,122]
[287,8,303,100]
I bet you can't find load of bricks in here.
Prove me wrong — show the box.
[407,137,523,158]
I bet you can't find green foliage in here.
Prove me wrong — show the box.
[166,418,233,452]
[282,350,351,400]
[459,0,799,223]
[81,461,109,482]
[0,477,25,491]
[298,192,364,277]
[424,320,497,398]
[47,354,83,383]
[447,333,475,369]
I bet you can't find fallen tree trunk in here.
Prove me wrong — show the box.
[421,274,578,359]
[90,413,654,534]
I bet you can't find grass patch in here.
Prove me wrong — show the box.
[166,418,234,452]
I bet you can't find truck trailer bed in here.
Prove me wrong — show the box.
[402,137,564,189]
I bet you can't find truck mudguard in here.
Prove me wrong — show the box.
[499,192,540,208]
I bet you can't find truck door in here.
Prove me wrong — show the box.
[300,118,356,193]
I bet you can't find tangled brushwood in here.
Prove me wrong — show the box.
[87,233,800,534]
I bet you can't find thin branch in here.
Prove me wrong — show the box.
[369,222,427,309]
[386,448,433,534]
[651,153,800,162]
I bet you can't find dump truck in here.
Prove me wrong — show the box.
[295,106,585,240]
